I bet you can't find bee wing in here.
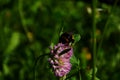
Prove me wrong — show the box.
[59,48,71,56]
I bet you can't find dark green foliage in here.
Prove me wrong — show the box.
[0,0,120,80]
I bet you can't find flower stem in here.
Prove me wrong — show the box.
[97,0,118,54]
[92,0,97,80]
[59,75,66,80]
[33,54,49,80]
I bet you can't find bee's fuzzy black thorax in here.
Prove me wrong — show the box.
[59,32,74,44]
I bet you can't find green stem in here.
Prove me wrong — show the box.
[59,75,66,80]
[18,0,28,32]
[33,54,49,80]
[97,0,118,54]
[77,58,81,80]
[18,0,31,42]
[92,0,97,80]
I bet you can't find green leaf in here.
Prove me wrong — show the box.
[88,67,98,75]
[3,64,9,75]
[86,67,100,80]
[50,43,54,49]
[73,34,81,43]
[59,27,64,36]
[95,77,100,80]
[70,54,79,65]
[5,32,21,54]
[31,1,42,13]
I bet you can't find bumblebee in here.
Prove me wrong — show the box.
[59,32,74,44]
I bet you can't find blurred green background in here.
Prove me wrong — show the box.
[0,0,120,80]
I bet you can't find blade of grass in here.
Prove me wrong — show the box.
[97,0,119,54]
[18,0,28,33]
[18,0,32,42]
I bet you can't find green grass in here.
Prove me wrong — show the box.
[0,0,120,80]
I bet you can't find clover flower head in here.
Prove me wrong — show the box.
[49,43,73,77]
